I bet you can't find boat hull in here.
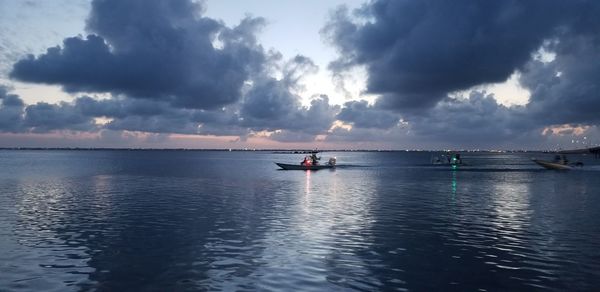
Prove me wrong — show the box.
[276,163,334,170]
[532,159,573,170]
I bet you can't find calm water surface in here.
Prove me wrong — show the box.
[1,150,599,291]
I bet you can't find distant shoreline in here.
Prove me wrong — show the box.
[0,147,551,153]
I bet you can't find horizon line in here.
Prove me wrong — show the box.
[0,147,558,153]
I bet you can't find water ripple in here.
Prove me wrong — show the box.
[0,151,599,290]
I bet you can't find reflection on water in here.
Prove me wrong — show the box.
[451,168,457,196]
[1,151,600,291]
[305,169,311,197]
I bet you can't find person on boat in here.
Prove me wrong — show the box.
[328,157,337,166]
[310,153,319,165]
[454,153,462,164]
[301,156,312,166]
[554,154,568,165]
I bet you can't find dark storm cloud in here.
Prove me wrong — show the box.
[74,96,177,119]
[336,100,400,129]
[5,0,344,143]
[190,107,251,137]
[240,78,339,135]
[10,0,267,110]
[240,79,339,134]
[239,55,318,124]
[241,56,317,127]
[241,77,301,125]
[104,115,199,135]
[72,96,207,134]
[521,35,600,125]
[325,92,539,148]
[72,54,339,137]
[240,56,339,135]
[0,87,25,132]
[1,68,340,139]
[0,87,24,107]
[319,0,600,148]
[404,92,530,144]
[23,101,97,133]
[90,89,338,138]
[295,96,340,134]
[323,0,594,112]
[1,87,96,134]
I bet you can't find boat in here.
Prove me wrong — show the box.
[275,163,335,170]
[276,155,337,170]
[431,153,465,166]
[532,154,583,170]
[532,159,574,170]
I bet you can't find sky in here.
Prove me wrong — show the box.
[1,0,599,150]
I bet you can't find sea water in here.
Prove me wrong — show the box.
[0,150,599,291]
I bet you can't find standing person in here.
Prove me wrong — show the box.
[310,152,319,165]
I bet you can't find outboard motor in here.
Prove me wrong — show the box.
[328,157,337,166]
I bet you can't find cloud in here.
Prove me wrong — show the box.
[0,86,25,132]
[74,96,185,120]
[0,74,340,141]
[23,101,97,133]
[239,56,339,135]
[403,91,532,147]
[323,0,596,112]
[241,77,302,126]
[10,0,268,110]
[319,0,600,148]
[323,92,546,149]
[72,96,224,135]
[5,0,343,144]
[7,0,598,148]
[521,36,600,126]
[1,86,98,134]
[336,100,400,129]
[240,81,339,135]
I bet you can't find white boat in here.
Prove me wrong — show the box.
[532,155,583,170]
[532,159,573,170]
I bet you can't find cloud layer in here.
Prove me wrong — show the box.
[324,0,599,112]
[320,0,600,147]
[3,0,600,149]
[11,0,266,110]
[5,0,340,145]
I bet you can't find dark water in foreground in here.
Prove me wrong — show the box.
[1,150,599,291]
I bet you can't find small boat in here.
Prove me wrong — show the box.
[532,159,573,170]
[275,163,335,170]
[431,153,465,166]
[532,154,583,170]
[276,156,337,170]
